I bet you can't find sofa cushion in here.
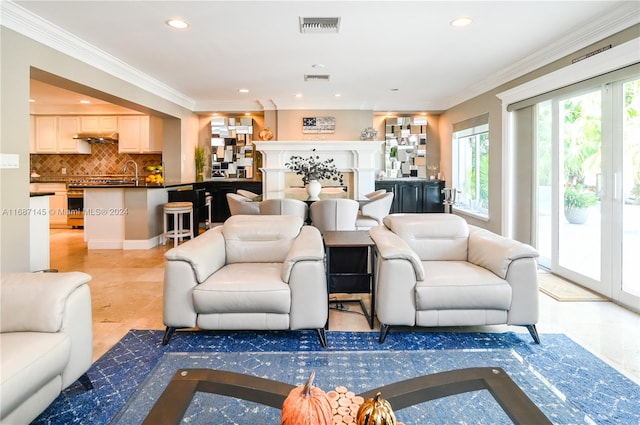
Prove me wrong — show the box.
[193,263,290,314]
[383,214,469,261]
[416,261,512,310]
[223,215,303,264]
[0,332,70,418]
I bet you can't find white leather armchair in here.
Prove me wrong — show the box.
[365,189,386,199]
[162,215,328,346]
[369,214,541,344]
[356,192,394,230]
[1,272,94,424]
[226,193,260,215]
[259,198,309,222]
[309,199,359,232]
[236,189,261,200]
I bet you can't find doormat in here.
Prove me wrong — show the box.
[538,272,607,302]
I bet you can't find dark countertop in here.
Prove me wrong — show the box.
[376,178,444,182]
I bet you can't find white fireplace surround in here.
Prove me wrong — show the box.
[253,141,384,200]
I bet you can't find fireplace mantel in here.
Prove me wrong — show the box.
[253,140,384,199]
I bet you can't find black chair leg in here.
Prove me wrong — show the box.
[78,373,93,390]
[526,325,541,344]
[162,327,176,345]
[316,328,327,348]
[379,324,391,343]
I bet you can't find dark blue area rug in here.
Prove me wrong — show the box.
[33,330,639,425]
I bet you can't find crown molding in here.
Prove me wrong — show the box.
[1,1,196,111]
[443,2,640,110]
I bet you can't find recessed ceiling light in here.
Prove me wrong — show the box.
[334,93,341,97]
[295,93,303,98]
[312,64,325,69]
[166,18,189,29]
[29,99,35,103]
[450,16,473,27]
[238,88,249,93]
[244,112,251,116]
[80,100,91,104]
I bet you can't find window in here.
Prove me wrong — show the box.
[453,120,489,217]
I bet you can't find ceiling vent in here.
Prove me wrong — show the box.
[299,17,341,33]
[304,74,331,82]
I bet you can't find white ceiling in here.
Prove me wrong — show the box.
[11,1,640,113]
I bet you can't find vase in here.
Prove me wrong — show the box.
[306,180,321,201]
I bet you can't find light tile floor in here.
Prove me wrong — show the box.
[49,228,639,384]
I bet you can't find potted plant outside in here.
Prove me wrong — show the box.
[564,184,597,224]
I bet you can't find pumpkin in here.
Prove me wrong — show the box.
[282,371,333,425]
[356,392,397,425]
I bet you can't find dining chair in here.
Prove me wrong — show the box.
[309,198,359,232]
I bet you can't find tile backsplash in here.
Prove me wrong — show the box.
[30,143,161,177]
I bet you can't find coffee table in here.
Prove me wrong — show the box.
[142,367,551,425]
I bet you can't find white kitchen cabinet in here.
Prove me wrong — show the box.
[33,116,91,154]
[34,183,68,227]
[80,116,117,132]
[118,116,162,153]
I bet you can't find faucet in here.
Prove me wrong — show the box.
[123,160,139,186]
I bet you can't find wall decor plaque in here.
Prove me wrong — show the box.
[302,116,335,133]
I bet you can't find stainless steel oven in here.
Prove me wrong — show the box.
[67,188,84,228]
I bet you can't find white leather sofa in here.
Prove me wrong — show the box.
[1,272,94,424]
[369,214,541,343]
[162,215,329,346]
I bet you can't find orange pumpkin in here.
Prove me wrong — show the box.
[282,371,333,425]
[356,392,397,425]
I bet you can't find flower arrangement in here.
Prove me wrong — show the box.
[285,150,344,185]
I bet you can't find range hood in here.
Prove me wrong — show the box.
[73,132,119,144]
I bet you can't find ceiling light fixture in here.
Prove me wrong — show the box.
[238,89,249,93]
[334,93,341,97]
[450,16,473,28]
[295,93,303,98]
[166,18,190,29]
[80,100,91,104]
[29,99,35,103]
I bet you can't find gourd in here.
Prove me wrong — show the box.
[282,371,333,425]
[356,392,397,425]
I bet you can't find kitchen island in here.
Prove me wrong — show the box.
[81,178,262,249]
[83,185,170,249]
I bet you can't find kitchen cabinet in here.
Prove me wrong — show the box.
[33,183,68,226]
[196,180,262,222]
[80,116,117,132]
[375,179,445,214]
[32,116,91,154]
[118,116,163,153]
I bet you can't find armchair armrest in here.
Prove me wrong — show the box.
[164,227,226,283]
[467,225,539,279]
[282,225,325,283]
[369,226,424,281]
[1,271,93,387]
[0,271,91,333]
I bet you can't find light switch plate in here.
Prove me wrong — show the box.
[0,154,19,169]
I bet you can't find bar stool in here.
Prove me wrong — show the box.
[163,201,194,247]
[204,192,212,229]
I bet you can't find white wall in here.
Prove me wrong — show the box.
[0,27,199,272]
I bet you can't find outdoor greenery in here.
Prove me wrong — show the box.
[564,184,597,209]
[285,150,344,185]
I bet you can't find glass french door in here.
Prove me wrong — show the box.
[535,74,640,312]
